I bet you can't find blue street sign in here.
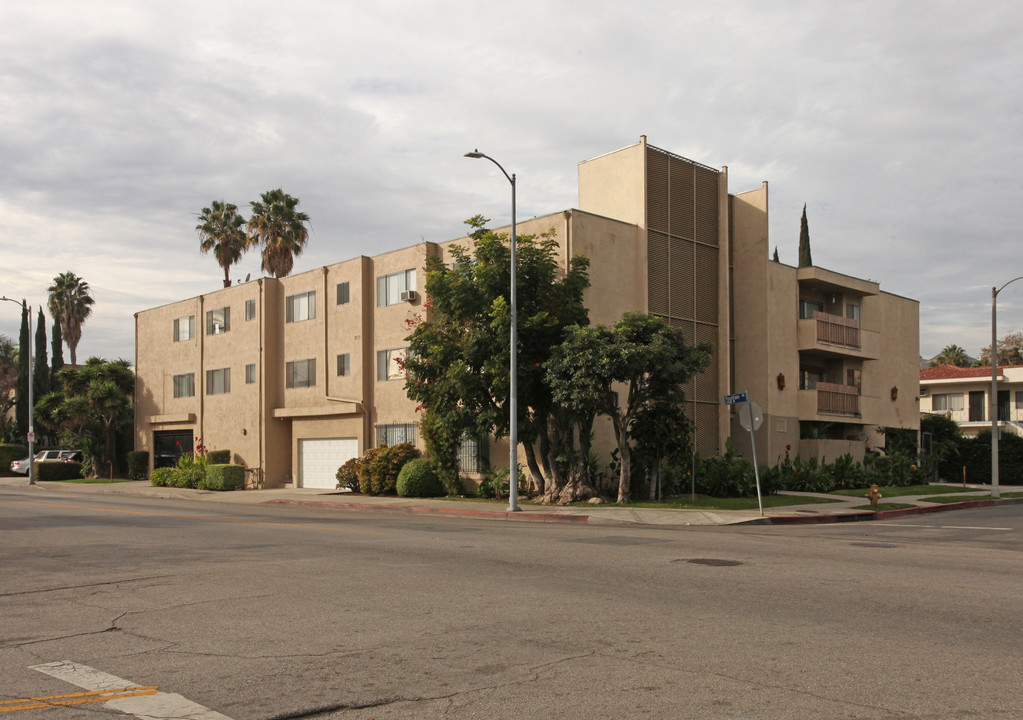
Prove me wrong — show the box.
[724,392,748,405]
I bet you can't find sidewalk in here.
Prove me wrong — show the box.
[2,476,1020,527]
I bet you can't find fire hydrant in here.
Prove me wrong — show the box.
[865,484,883,507]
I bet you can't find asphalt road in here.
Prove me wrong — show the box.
[1,485,1021,719]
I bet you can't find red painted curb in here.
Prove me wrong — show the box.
[263,498,590,523]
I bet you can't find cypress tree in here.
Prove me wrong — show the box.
[50,317,64,390]
[798,204,813,268]
[772,246,780,262]
[33,307,49,400]
[16,301,29,437]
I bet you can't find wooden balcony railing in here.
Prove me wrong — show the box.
[816,382,860,416]
[815,311,860,349]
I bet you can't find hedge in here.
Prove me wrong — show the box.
[201,464,245,491]
[0,444,28,471]
[36,462,84,481]
[397,458,445,497]
[127,451,149,480]
[207,449,231,465]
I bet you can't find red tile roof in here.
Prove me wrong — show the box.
[920,364,1023,380]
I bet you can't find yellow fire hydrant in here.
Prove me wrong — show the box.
[866,484,883,507]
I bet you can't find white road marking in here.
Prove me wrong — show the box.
[30,661,234,720]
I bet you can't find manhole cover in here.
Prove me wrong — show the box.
[681,558,743,566]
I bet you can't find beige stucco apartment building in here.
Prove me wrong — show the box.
[920,364,1023,437]
[135,137,920,488]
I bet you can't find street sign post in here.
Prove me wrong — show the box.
[724,389,764,516]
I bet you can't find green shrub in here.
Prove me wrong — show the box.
[397,458,445,497]
[174,450,208,488]
[150,467,177,487]
[127,451,149,481]
[357,447,382,494]
[0,444,27,471]
[696,441,760,497]
[207,449,231,464]
[201,464,245,491]
[336,457,362,491]
[477,470,509,499]
[35,461,83,481]
[363,443,420,495]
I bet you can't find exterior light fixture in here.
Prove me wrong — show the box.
[890,386,898,401]
[777,373,785,390]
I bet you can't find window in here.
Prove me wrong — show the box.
[457,434,490,474]
[245,363,256,384]
[206,307,230,335]
[1016,391,1023,408]
[172,373,195,398]
[799,299,823,320]
[337,282,350,305]
[376,269,416,307]
[377,423,417,447]
[932,393,964,412]
[173,315,194,342]
[206,368,231,395]
[285,291,316,323]
[800,368,826,390]
[846,369,862,389]
[846,303,860,326]
[245,299,256,321]
[376,348,407,381]
[286,358,316,388]
[337,353,351,377]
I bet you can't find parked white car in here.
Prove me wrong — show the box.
[10,450,82,474]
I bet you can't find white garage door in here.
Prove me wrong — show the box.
[299,438,359,489]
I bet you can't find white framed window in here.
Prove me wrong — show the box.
[376,269,416,307]
[206,307,230,335]
[206,368,231,395]
[286,358,316,388]
[337,353,351,377]
[932,393,964,412]
[245,299,256,321]
[173,315,195,342]
[172,373,195,398]
[846,303,861,326]
[376,348,406,381]
[245,363,256,384]
[285,291,316,323]
[376,423,417,447]
[337,282,350,305]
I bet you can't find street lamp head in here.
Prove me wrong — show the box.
[464,150,485,159]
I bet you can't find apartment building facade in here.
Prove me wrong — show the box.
[920,364,1023,437]
[135,137,920,488]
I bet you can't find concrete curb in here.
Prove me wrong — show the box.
[768,495,1023,525]
[263,498,591,523]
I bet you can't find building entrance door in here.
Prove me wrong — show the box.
[969,391,986,422]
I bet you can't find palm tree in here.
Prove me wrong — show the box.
[931,343,972,368]
[247,189,311,278]
[47,272,95,366]
[196,200,249,288]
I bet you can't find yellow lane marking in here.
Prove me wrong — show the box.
[0,499,385,535]
[0,687,158,713]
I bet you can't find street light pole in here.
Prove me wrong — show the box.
[465,150,519,512]
[991,276,1023,499]
[1,296,34,485]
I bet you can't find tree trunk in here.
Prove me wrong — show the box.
[523,441,545,495]
[612,414,631,503]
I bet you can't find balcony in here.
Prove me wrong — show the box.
[798,382,865,422]
[798,312,880,359]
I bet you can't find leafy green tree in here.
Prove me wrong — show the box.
[547,313,712,504]
[50,320,63,390]
[47,271,95,365]
[16,301,29,437]
[0,335,17,442]
[403,217,590,494]
[36,358,134,477]
[979,331,1023,366]
[32,307,49,403]
[798,204,812,268]
[197,200,249,288]
[930,344,971,368]
[247,189,310,278]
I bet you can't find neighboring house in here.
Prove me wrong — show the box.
[919,364,1023,437]
[135,136,920,489]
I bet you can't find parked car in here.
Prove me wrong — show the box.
[10,450,82,474]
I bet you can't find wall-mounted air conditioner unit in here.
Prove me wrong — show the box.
[400,290,418,302]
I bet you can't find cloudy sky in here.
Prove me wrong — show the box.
[2,1,1021,364]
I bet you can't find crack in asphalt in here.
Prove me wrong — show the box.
[0,575,174,598]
